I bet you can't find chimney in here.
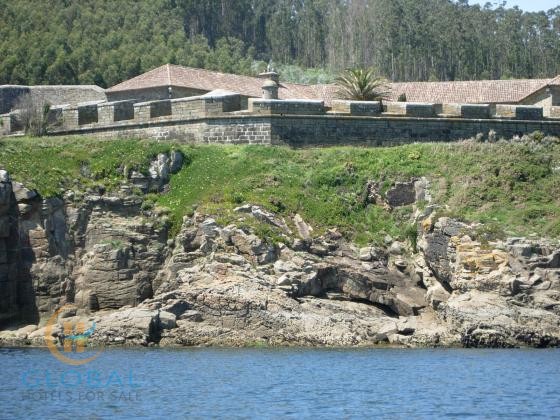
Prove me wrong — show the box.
[262,79,278,100]
[258,71,280,85]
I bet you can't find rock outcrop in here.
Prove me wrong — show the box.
[419,217,560,347]
[0,170,22,324]
[0,167,559,349]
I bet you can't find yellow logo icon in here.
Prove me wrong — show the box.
[45,304,103,366]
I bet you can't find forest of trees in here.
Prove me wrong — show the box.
[1,0,559,87]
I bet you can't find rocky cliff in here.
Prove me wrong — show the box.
[0,157,559,348]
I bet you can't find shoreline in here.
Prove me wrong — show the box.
[1,339,558,351]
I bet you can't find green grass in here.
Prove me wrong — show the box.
[1,136,559,245]
[0,136,173,196]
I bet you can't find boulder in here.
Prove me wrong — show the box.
[158,311,177,330]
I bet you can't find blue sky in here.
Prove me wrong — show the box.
[468,0,558,12]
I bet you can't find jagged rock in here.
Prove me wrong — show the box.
[364,180,383,205]
[178,310,202,322]
[12,182,37,202]
[130,152,184,193]
[0,171,26,325]
[93,308,159,344]
[158,311,177,330]
[234,204,290,233]
[293,213,313,240]
[414,177,431,203]
[169,150,183,173]
[389,242,403,255]
[17,203,32,215]
[359,247,373,261]
[417,217,560,347]
[0,170,9,183]
[200,218,220,238]
[386,180,416,207]
[1,173,560,349]
[231,231,277,264]
[233,204,252,213]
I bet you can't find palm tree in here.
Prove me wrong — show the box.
[334,68,390,101]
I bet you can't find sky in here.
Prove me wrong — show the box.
[468,0,558,12]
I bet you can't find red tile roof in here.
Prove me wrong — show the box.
[387,79,552,104]
[107,64,559,105]
[106,64,317,101]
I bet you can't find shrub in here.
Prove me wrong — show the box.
[335,68,390,101]
[13,93,51,136]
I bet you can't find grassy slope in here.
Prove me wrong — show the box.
[1,136,559,245]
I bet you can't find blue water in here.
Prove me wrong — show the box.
[0,347,559,419]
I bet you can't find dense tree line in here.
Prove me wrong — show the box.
[1,0,559,87]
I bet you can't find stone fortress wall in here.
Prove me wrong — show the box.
[0,85,106,115]
[2,90,560,145]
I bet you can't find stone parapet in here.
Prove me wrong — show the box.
[61,100,104,129]
[172,93,241,118]
[6,95,560,143]
[440,103,491,119]
[201,92,242,113]
[44,113,560,147]
[331,100,382,116]
[494,105,543,120]
[134,99,171,121]
[98,100,135,124]
[248,99,325,115]
[383,102,438,118]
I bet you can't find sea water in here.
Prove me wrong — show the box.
[1,347,559,419]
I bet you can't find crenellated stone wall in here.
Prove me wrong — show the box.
[2,94,560,146]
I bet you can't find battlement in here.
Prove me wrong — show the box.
[383,102,440,118]
[248,98,325,115]
[331,100,382,116]
[494,104,544,120]
[2,94,560,146]
[440,104,491,119]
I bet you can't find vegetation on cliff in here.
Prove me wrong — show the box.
[1,1,559,87]
[1,136,559,244]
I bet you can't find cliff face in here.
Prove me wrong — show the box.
[0,167,559,348]
[0,170,24,323]
[0,154,177,327]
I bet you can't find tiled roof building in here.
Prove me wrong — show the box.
[106,64,317,103]
[106,64,560,109]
